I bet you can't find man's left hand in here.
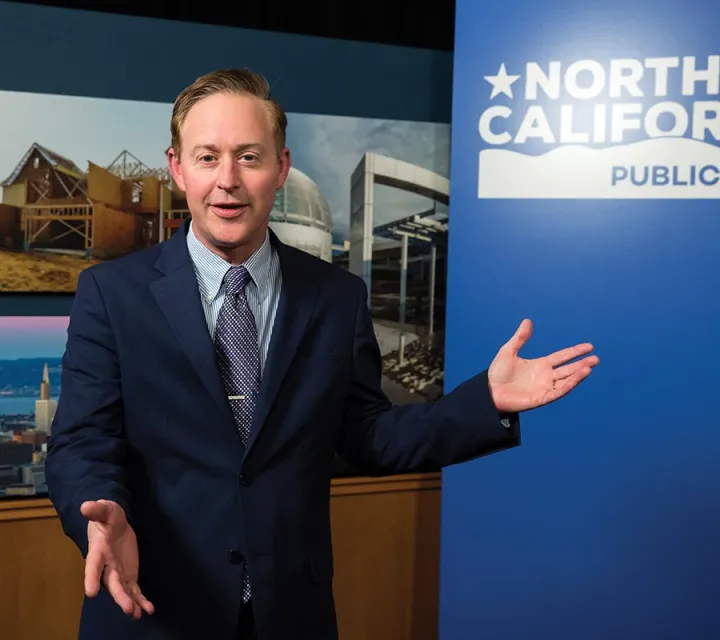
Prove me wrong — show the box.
[488,319,599,413]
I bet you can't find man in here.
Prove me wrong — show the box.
[45,68,598,640]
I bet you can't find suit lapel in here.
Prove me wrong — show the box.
[243,234,321,455]
[149,223,236,428]
[149,223,322,453]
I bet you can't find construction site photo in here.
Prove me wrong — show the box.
[0,143,188,292]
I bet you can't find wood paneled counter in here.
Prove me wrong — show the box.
[0,472,441,640]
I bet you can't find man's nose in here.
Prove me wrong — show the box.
[216,159,241,191]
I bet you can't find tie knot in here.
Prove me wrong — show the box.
[224,265,251,296]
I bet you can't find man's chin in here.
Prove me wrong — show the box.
[207,222,263,250]
[210,233,249,249]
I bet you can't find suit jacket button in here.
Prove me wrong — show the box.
[228,550,244,565]
[239,473,250,486]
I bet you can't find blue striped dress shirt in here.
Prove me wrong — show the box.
[186,221,282,374]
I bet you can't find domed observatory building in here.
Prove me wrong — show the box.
[269,167,333,262]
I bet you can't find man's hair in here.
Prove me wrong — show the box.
[170,68,287,157]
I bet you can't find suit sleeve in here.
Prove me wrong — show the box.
[45,268,133,557]
[336,278,520,475]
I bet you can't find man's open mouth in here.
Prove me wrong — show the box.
[210,203,249,218]
[212,203,247,210]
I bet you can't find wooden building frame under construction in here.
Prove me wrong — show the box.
[0,143,191,258]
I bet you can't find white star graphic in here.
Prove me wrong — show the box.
[484,63,521,99]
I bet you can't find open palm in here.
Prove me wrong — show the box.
[82,499,154,621]
[488,319,599,413]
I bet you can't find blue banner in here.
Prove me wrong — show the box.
[441,1,720,638]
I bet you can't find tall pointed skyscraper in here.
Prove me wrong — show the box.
[35,362,57,434]
[40,363,51,400]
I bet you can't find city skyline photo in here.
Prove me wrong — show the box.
[0,315,68,500]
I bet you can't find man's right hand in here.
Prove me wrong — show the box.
[81,499,155,620]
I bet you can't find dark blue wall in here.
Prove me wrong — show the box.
[441,0,720,638]
[0,0,452,316]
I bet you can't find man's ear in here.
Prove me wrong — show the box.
[276,146,292,190]
[167,147,186,192]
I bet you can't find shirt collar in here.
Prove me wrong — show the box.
[186,220,273,303]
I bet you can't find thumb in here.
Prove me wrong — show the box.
[503,318,533,354]
[81,500,117,524]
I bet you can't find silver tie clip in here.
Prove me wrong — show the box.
[228,395,246,400]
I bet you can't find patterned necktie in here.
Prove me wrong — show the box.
[213,264,260,603]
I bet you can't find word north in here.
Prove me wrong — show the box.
[523,56,720,101]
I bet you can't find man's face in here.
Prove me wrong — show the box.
[168,92,290,263]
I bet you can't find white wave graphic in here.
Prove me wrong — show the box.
[477,138,720,199]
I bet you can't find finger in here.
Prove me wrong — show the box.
[84,546,105,597]
[547,343,595,368]
[120,581,143,621]
[554,355,600,381]
[130,583,155,616]
[553,365,594,397]
[503,318,533,354]
[105,569,136,617]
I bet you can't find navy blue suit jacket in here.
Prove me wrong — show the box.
[45,220,520,640]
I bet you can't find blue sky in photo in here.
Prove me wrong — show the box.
[0,316,68,360]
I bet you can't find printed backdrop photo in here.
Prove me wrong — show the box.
[0,86,452,497]
[0,316,67,499]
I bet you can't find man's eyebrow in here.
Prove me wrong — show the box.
[189,143,266,154]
